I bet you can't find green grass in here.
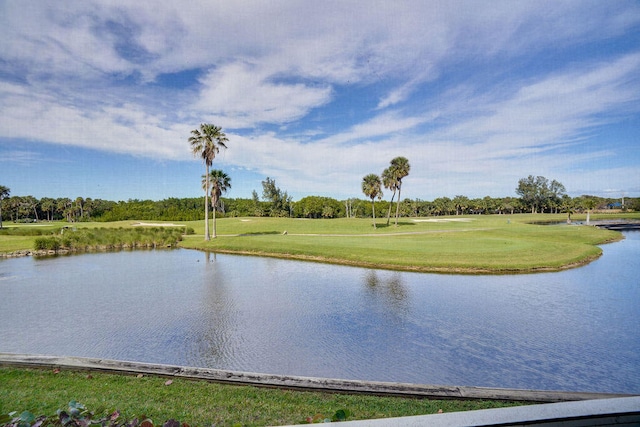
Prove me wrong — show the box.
[0,368,525,426]
[1,213,635,273]
[181,214,627,273]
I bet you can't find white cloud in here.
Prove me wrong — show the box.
[195,62,332,128]
[1,1,639,199]
[434,53,640,155]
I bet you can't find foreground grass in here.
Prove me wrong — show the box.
[1,213,635,273]
[0,368,524,426]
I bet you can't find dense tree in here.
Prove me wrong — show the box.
[261,177,292,217]
[40,197,56,221]
[516,175,566,213]
[22,196,39,222]
[432,197,453,216]
[453,195,469,216]
[189,123,228,241]
[516,175,539,213]
[362,174,383,228]
[2,190,636,225]
[547,180,567,214]
[202,170,231,238]
[0,185,9,229]
[294,196,343,218]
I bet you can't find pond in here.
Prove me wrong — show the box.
[1,231,639,394]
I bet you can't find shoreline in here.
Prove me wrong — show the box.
[0,244,608,274]
[1,353,634,402]
[1,233,623,274]
[195,247,607,275]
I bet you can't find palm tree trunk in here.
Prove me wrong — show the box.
[386,190,396,226]
[204,165,210,241]
[371,200,376,229]
[212,197,217,238]
[394,185,402,226]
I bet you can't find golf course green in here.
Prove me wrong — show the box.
[180,214,628,273]
[1,213,634,273]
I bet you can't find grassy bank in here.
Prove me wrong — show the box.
[1,214,634,272]
[1,226,192,255]
[0,368,523,426]
[181,214,628,273]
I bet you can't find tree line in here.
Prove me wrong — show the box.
[1,189,635,226]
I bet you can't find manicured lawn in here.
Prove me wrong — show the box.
[181,214,625,273]
[1,213,634,273]
[0,235,35,253]
[0,368,524,426]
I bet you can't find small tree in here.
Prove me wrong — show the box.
[362,174,382,228]
[261,177,291,217]
[581,196,598,225]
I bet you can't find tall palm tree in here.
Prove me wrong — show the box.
[0,185,10,229]
[382,167,398,226]
[189,124,228,241]
[362,174,382,229]
[202,170,231,238]
[390,156,410,226]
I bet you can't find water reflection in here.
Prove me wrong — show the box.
[190,251,238,367]
[363,270,410,315]
[0,233,638,393]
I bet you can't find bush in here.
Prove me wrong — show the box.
[28,227,185,254]
[33,237,61,251]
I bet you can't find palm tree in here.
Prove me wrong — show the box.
[582,196,598,225]
[362,174,382,228]
[452,195,469,216]
[202,170,231,238]
[382,167,398,226]
[189,124,228,241]
[390,157,410,226]
[0,185,10,229]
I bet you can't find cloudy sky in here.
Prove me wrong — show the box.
[1,1,639,202]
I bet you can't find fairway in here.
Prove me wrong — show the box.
[179,214,625,273]
[1,214,630,273]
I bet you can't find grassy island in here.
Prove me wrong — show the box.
[180,213,628,274]
[1,214,634,273]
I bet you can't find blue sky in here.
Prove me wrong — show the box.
[1,1,639,202]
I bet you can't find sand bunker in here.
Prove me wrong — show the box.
[412,218,474,223]
[132,222,183,227]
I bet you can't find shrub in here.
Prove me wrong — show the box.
[33,237,61,251]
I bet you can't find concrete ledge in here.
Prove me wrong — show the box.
[0,353,635,403]
[300,396,640,426]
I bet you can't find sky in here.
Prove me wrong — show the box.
[1,1,639,202]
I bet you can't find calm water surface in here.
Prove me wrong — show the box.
[1,231,638,393]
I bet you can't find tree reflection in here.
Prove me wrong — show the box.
[364,270,409,314]
[186,251,237,368]
[205,251,217,263]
